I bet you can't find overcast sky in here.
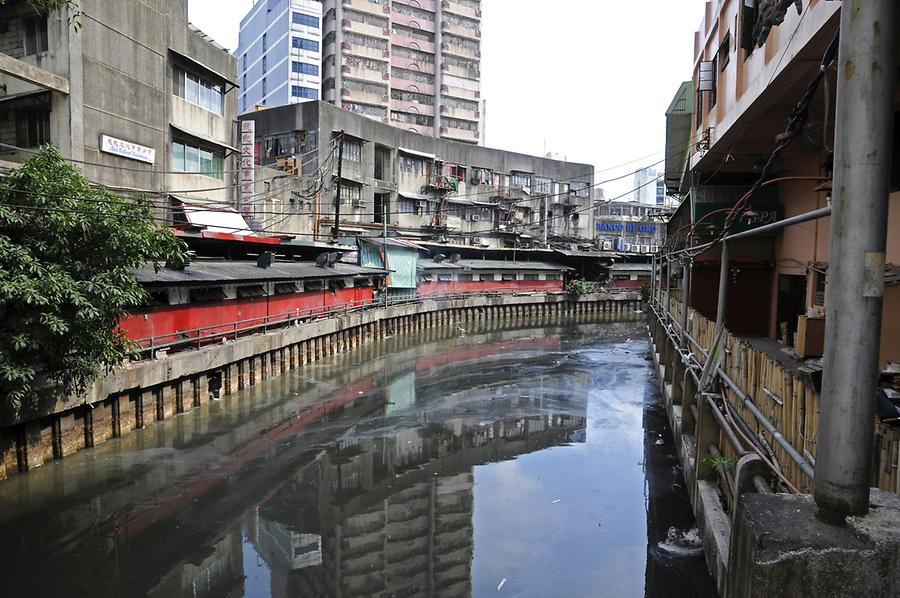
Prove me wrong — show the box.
[188,0,703,197]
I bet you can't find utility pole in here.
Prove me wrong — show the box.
[543,196,549,248]
[814,1,899,521]
[383,199,388,307]
[332,130,345,243]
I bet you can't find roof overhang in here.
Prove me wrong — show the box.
[398,147,436,160]
[170,123,240,154]
[169,47,238,91]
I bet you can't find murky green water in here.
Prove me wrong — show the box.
[0,318,716,597]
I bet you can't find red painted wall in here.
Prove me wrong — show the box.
[417,279,563,296]
[121,287,373,345]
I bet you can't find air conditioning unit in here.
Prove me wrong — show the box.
[470,215,480,221]
[650,245,659,253]
[352,199,364,208]
[624,243,632,252]
[602,241,612,251]
[641,244,650,253]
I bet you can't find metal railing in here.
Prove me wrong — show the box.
[131,288,631,358]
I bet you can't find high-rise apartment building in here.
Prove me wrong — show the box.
[322,0,482,144]
[238,0,483,143]
[236,0,324,113]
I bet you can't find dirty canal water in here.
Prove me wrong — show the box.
[0,317,717,598]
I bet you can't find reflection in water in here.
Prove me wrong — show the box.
[0,317,714,598]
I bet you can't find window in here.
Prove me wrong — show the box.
[173,67,224,115]
[292,85,318,99]
[524,274,539,281]
[510,173,531,189]
[458,273,474,282]
[23,15,48,55]
[479,274,495,282]
[719,31,732,70]
[242,53,247,71]
[262,77,267,99]
[15,106,50,148]
[262,55,267,74]
[546,274,561,281]
[399,198,417,213]
[709,56,718,108]
[171,140,224,179]
[262,33,267,52]
[339,184,362,203]
[341,138,362,161]
[740,0,759,55]
[437,274,454,282]
[399,155,425,175]
[292,61,319,76]
[292,12,320,28]
[292,37,320,52]
[501,273,516,281]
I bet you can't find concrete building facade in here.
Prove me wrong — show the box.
[593,200,669,255]
[0,0,239,208]
[236,0,324,113]
[240,100,593,249]
[664,0,898,362]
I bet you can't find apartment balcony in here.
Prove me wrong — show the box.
[342,64,391,84]
[441,125,479,144]
[391,75,435,95]
[441,62,479,80]
[342,18,389,39]
[391,11,437,33]
[390,54,435,74]
[342,0,390,18]
[391,99,435,117]
[441,83,479,101]
[392,34,435,55]
[441,20,480,41]
[342,87,389,106]
[441,0,479,20]
[395,0,436,11]
[440,103,478,122]
[440,40,479,60]
[342,40,390,61]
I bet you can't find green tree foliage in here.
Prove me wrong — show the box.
[564,277,595,296]
[0,0,82,30]
[0,146,186,410]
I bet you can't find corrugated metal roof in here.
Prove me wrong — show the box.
[359,237,424,250]
[418,259,570,272]
[134,260,386,286]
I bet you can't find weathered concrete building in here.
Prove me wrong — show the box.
[593,200,670,255]
[0,0,238,207]
[239,100,595,249]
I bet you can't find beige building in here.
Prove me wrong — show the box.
[321,0,482,144]
[665,0,899,367]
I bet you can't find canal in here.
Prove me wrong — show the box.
[0,317,717,597]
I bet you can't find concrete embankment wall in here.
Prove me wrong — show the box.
[0,292,640,480]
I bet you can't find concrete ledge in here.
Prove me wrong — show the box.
[726,490,900,598]
[696,479,732,598]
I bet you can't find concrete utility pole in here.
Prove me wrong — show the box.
[814,1,899,520]
[332,131,345,243]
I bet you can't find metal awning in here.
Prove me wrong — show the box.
[170,124,240,154]
[398,191,437,201]
[169,47,238,90]
[398,147,436,160]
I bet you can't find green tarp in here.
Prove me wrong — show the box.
[359,240,418,289]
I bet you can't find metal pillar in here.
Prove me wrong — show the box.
[814,1,899,520]
[681,257,692,343]
[650,256,657,304]
[714,242,729,334]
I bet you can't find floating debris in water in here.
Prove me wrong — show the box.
[656,527,704,557]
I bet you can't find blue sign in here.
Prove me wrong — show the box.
[596,222,657,233]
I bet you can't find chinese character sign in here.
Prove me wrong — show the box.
[240,120,255,219]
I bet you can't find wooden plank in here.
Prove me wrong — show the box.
[0,53,70,94]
